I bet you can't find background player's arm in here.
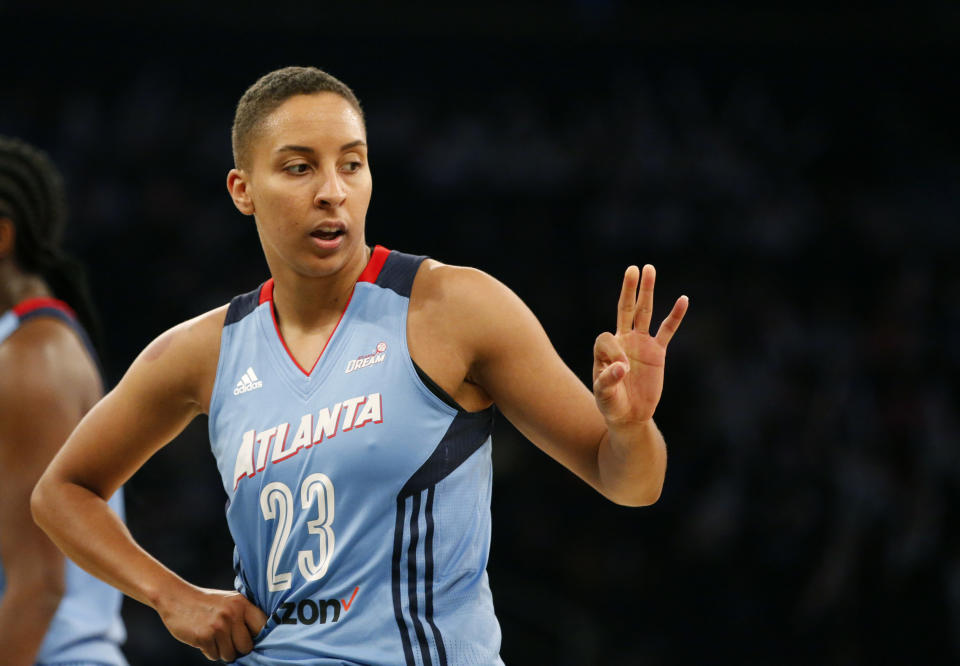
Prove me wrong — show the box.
[31,307,266,663]
[0,321,86,666]
[415,263,686,506]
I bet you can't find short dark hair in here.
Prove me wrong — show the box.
[231,66,364,169]
[0,135,103,355]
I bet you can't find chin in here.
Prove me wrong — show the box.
[303,247,365,278]
[299,258,347,279]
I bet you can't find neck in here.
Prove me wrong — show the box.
[269,246,372,332]
[0,263,51,313]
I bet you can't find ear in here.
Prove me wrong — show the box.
[0,218,14,259]
[227,169,255,216]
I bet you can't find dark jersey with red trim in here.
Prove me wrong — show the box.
[208,247,504,665]
[0,298,127,665]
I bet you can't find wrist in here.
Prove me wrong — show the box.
[144,571,193,615]
[606,415,657,441]
[603,417,663,464]
[598,418,667,506]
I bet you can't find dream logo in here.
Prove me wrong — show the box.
[345,341,387,374]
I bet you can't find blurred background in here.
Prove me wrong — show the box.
[2,1,958,663]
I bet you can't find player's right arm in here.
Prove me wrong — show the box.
[31,307,267,663]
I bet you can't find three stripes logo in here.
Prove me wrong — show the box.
[234,367,263,395]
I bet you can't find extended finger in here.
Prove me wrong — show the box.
[633,264,656,334]
[655,295,689,347]
[617,266,640,334]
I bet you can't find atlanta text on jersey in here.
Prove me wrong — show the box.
[233,393,384,490]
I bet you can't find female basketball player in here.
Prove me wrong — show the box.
[32,67,688,664]
[0,136,127,665]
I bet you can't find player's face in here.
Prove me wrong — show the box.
[230,92,372,279]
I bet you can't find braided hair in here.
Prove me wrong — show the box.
[0,135,103,356]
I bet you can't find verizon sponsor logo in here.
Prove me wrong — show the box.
[272,587,360,626]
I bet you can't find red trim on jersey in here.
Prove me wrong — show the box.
[267,301,314,376]
[12,297,76,319]
[259,247,390,377]
[259,279,274,305]
[265,298,351,376]
[357,245,390,283]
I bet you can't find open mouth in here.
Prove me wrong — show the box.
[311,228,345,241]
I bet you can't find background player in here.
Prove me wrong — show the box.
[0,136,127,665]
[31,68,687,663]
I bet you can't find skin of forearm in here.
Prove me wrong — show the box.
[597,418,667,506]
[31,480,190,611]
[0,579,64,666]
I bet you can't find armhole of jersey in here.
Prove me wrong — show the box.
[381,250,466,414]
[207,323,229,423]
[382,249,490,416]
[411,359,463,412]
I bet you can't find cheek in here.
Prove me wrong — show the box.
[257,184,307,219]
[351,176,373,209]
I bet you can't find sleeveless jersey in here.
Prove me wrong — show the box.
[208,247,504,665]
[0,298,127,666]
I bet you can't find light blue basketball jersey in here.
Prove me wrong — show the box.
[208,247,504,665]
[0,298,127,666]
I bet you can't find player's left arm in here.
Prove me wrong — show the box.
[456,265,687,506]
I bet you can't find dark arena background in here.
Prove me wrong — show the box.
[2,2,958,664]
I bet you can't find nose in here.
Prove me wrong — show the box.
[314,166,346,209]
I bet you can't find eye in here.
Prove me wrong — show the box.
[340,161,363,174]
[284,163,311,175]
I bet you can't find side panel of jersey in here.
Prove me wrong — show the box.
[208,249,503,665]
[0,300,127,666]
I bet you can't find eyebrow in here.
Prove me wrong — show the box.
[276,140,367,154]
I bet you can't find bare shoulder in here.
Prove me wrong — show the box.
[0,315,87,364]
[136,304,228,366]
[0,317,99,417]
[124,304,229,412]
[410,259,523,324]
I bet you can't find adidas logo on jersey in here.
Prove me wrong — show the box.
[234,367,263,395]
[344,341,387,374]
